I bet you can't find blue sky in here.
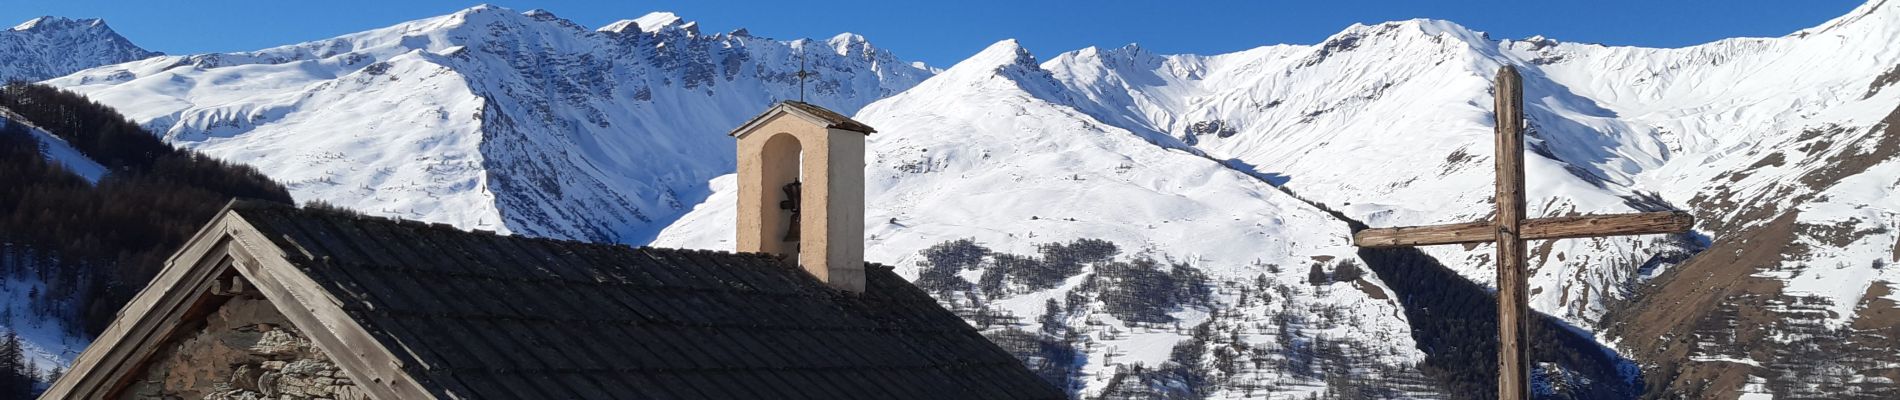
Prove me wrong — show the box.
[3,0,1867,67]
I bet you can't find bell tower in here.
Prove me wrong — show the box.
[729,101,873,292]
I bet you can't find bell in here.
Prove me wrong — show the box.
[778,181,801,242]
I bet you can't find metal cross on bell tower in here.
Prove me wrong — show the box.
[796,47,811,102]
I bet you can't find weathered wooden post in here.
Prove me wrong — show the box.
[1492,65,1531,400]
[1351,66,1694,400]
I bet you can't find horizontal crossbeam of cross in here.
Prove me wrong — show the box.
[1354,211,1693,247]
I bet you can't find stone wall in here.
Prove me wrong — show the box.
[117,294,367,400]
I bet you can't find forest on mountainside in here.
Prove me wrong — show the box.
[927,214,1652,398]
[0,82,292,341]
[0,328,41,399]
[921,237,1446,399]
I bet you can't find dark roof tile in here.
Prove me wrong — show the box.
[224,201,1062,399]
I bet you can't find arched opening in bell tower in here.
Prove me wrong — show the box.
[757,131,805,257]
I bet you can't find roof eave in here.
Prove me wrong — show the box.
[728,102,877,138]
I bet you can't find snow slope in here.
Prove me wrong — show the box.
[657,40,1433,398]
[0,108,107,184]
[0,270,89,381]
[48,5,930,244]
[0,108,100,381]
[662,1,1900,396]
[0,17,157,82]
[1023,20,1704,332]
[1015,3,1900,393]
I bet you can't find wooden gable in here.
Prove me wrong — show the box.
[40,204,434,399]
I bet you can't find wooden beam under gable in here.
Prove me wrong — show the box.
[221,213,438,400]
[39,214,238,399]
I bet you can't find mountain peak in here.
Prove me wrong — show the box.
[828,32,869,55]
[435,4,537,28]
[635,11,682,29]
[635,11,690,32]
[1101,43,1157,61]
[2,15,157,81]
[10,16,106,32]
[829,32,866,44]
[960,39,1039,70]
[11,16,57,31]
[924,39,1063,96]
[451,4,508,17]
[1795,0,1899,37]
[599,11,698,35]
[1335,18,1488,44]
[522,8,558,20]
[438,4,584,31]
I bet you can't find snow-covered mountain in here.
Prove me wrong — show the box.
[656,40,1439,397]
[1029,22,1706,333]
[0,17,157,82]
[25,1,1900,397]
[657,1,1900,397]
[47,5,930,244]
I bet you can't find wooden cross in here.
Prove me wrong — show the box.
[1351,66,1693,400]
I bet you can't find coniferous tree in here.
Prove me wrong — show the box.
[977,267,1007,298]
[1038,299,1065,337]
[0,329,28,398]
[914,239,985,295]
[1307,263,1330,287]
[1332,260,1364,283]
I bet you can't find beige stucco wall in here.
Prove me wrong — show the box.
[734,111,866,292]
[115,292,366,400]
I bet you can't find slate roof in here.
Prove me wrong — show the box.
[226,201,1061,400]
[778,101,876,134]
[730,100,877,136]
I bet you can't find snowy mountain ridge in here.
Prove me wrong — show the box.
[661,39,1440,397]
[49,5,932,245]
[659,1,1900,396]
[1016,0,1900,329]
[0,16,157,82]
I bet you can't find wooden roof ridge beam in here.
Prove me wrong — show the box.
[1353,211,1695,247]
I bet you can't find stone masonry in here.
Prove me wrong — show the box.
[117,292,365,400]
